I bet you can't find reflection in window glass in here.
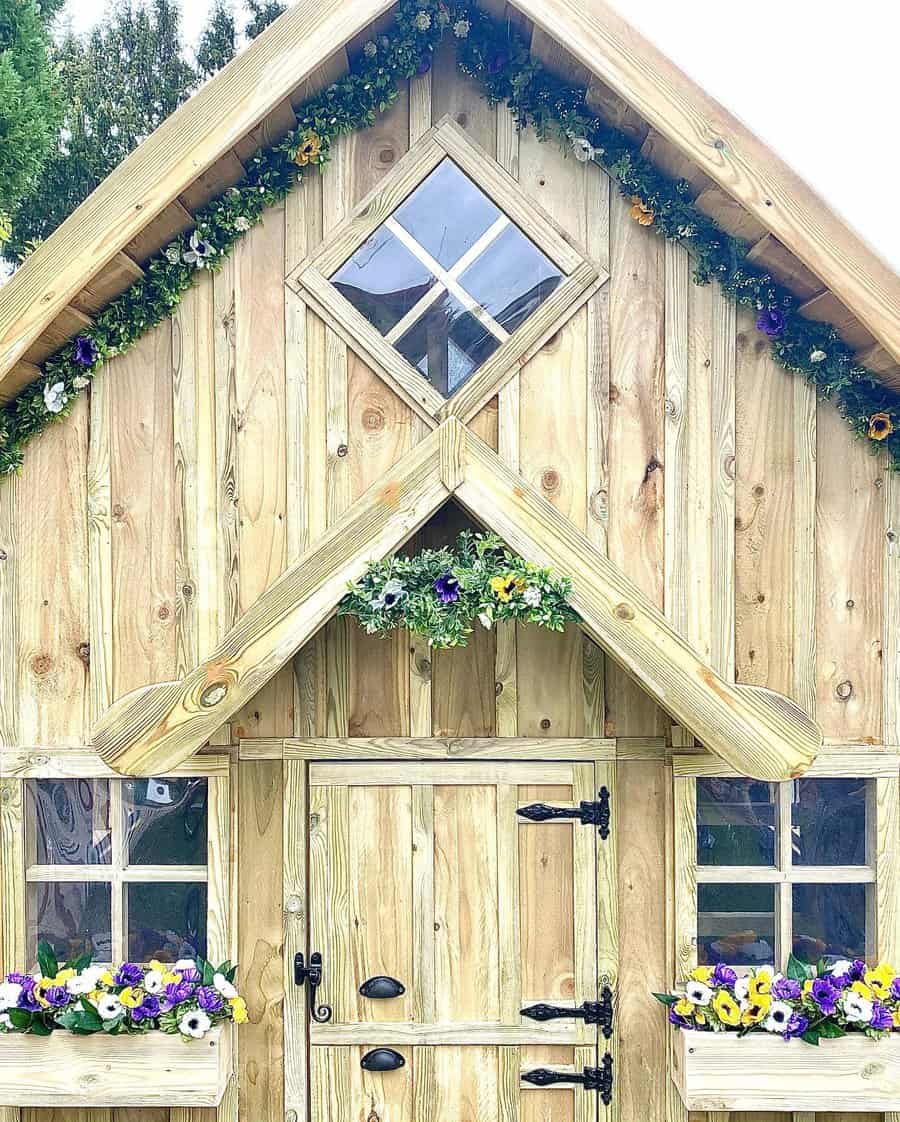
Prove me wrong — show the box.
[395,293,501,396]
[331,226,436,335]
[457,223,563,334]
[28,881,112,964]
[393,159,500,268]
[124,777,207,865]
[697,882,775,966]
[792,883,867,964]
[127,882,207,963]
[26,779,112,866]
[792,779,867,866]
[696,777,776,866]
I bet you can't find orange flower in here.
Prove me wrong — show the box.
[868,412,894,441]
[630,196,654,226]
[293,130,322,167]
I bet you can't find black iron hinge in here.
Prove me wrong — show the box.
[522,1053,614,1105]
[517,786,611,839]
[520,985,613,1039]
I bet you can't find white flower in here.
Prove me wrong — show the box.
[810,349,827,364]
[72,375,90,390]
[453,18,470,37]
[214,972,238,1000]
[66,967,103,996]
[164,242,182,264]
[522,586,542,608]
[414,11,431,30]
[179,1010,212,1039]
[0,981,22,1011]
[764,1001,793,1033]
[842,990,873,1023]
[684,980,712,1006]
[234,216,251,233]
[97,994,123,1020]
[183,231,216,269]
[733,975,750,1002]
[830,959,855,977]
[363,40,377,57]
[175,958,197,973]
[677,224,697,238]
[372,578,406,611]
[571,137,598,163]
[0,1012,12,1030]
[43,381,68,414]
[478,611,493,630]
[143,969,165,995]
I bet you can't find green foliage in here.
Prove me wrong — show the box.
[37,940,58,979]
[338,532,579,648]
[244,0,286,40]
[0,0,61,240]
[56,999,103,1035]
[196,0,236,79]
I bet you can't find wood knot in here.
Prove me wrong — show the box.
[378,147,395,166]
[0,547,7,561]
[336,443,349,458]
[613,603,635,621]
[456,112,468,126]
[112,503,126,522]
[609,384,620,403]
[752,484,765,499]
[495,681,504,696]
[200,681,229,708]
[157,604,171,621]
[182,583,195,600]
[835,680,854,702]
[30,653,53,678]
[540,469,561,495]
[362,407,384,432]
[76,642,91,666]
[285,894,302,914]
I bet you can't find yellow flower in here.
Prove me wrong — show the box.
[53,969,76,985]
[868,412,894,441]
[893,1009,900,1029]
[88,990,103,1004]
[748,974,772,1001]
[802,979,814,996]
[490,574,525,602]
[99,971,115,987]
[694,1011,707,1026]
[712,990,741,1026]
[119,986,143,1009]
[162,971,183,985]
[673,998,695,1017]
[851,980,874,1001]
[865,963,895,1000]
[293,130,322,167]
[689,966,714,983]
[740,995,771,1025]
[38,977,56,992]
[149,959,168,974]
[230,996,249,1024]
[630,196,654,226]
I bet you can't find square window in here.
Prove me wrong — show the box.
[127,882,208,963]
[394,292,501,396]
[696,777,776,867]
[697,882,776,966]
[26,779,111,866]
[27,881,112,965]
[791,778,867,866]
[124,777,208,865]
[792,883,867,964]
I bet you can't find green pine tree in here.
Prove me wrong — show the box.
[196,0,235,79]
[244,0,286,39]
[0,0,61,246]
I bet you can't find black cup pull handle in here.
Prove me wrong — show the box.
[361,1048,406,1072]
[359,975,406,1000]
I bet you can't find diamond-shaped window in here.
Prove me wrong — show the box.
[291,119,604,420]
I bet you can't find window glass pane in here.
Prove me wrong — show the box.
[791,778,867,866]
[395,292,501,396]
[124,777,207,865]
[697,882,776,966]
[393,159,501,268]
[457,224,563,334]
[792,883,867,964]
[127,882,207,963]
[331,226,436,335]
[26,779,111,865]
[696,778,776,866]
[27,881,112,964]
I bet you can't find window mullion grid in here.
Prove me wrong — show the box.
[776,780,794,966]
[110,779,127,964]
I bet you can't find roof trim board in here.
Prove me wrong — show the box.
[518,0,900,363]
[91,420,821,782]
[0,0,395,387]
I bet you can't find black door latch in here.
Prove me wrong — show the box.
[294,951,332,1023]
[522,1054,614,1105]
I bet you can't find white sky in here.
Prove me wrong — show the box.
[54,0,900,274]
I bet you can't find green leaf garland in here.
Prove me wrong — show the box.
[1,0,897,476]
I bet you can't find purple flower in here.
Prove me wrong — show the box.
[772,977,801,1001]
[179,967,201,984]
[160,980,195,1011]
[488,50,508,75]
[131,995,161,1023]
[871,1002,893,1031]
[668,1007,690,1028]
[756,308,787,338]
[711,963,737,987]
[849,959,867,981]
[783,1013,809,1040]
[811,978,840,1014]
[17,980,41,1012]
[890,978,900,1002]
[7,973,28,985]
[114,963,143,986]
[416,52,432,75]
[433,572,460,604]
[198,986,225,1013]
[73,336,99,367]
[44,986,69,1008]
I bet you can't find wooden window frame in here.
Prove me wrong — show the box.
[0,751,231,970]
[287,117,607,427]
[672,752,900,981]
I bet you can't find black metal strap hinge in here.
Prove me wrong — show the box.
[522,1054,614,1105]
[521,985,614,1039]
[517,786,611,839]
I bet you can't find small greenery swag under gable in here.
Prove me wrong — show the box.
[339,532,577,647]
[1,0,898,476]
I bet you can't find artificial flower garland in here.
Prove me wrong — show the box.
[0,942,247,1040]
[338,531,577,647]
[657,955,900,1046]
[1,0,897,476]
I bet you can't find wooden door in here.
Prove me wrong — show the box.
[303,759,615,1121]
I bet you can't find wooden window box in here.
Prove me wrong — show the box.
[0,1023,232,1108]
[672,1028,900,1112]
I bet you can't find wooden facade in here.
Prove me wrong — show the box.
[0,4,899,1121]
